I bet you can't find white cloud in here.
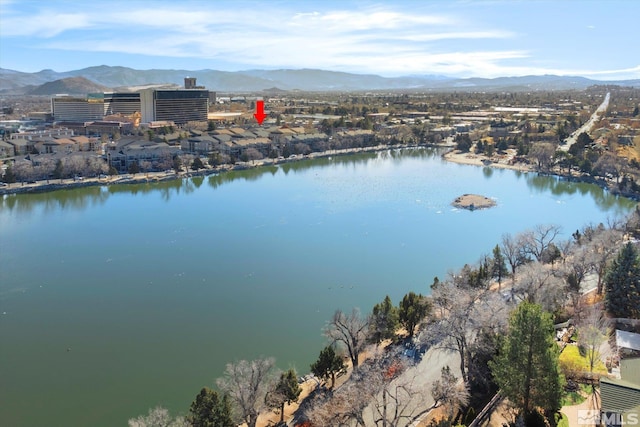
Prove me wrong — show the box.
[1,11,92,37]
[2,1,639,79]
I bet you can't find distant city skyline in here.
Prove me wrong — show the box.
[1,0,639,80]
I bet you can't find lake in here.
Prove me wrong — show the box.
[0,148,635,426]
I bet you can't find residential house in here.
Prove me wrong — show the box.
[600,357,640,427]
[182,134,219,154]
[0,140,15,157]
[7,138,35,155]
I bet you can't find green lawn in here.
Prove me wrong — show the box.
[559,344,608,375]
[557,412,569,427]
[562,384,592,406]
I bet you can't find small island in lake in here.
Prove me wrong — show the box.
[452,194,496,210]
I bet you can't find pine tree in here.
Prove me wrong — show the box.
[267,369,302,424]
[2,164,16,183]
[310,345,346,389]
[369,295,399,345]
[492,244,509,286]
[604,242,640,319]
[398,292,430,338]
[489,302,563,417]
[188,387,234,427]
[52,159,64,179]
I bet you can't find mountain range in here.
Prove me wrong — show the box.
[1,65,639,94]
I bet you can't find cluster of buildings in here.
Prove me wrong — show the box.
[50,77,216,128]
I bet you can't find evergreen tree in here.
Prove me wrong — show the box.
[398,292,431,338]
[604,242,640,319]
[489,302,564,418]
[191,157,205,170]
[173,155,183,172]
[491,244,508,285]
[310,345,346,389]
[369,295,399,345]
[128,161,140,175]
[52,159,64,179]
[188,387,234,427]
[267,369,302,424]
[2,164,16,183]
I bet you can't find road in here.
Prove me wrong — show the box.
[559,92,610,152]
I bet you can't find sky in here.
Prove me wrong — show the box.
[0,0,639,80]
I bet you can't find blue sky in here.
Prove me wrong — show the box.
[1,0,639,79]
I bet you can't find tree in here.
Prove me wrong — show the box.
[52,159,64,179]
[310,345,346,389]
[188,387,234,427]
[512,262,566,313]
[528,143,556,172]
[128,161,140,175]
[521,224,562,262]
[267,369,302,424]
[398,292,430,338]
[604,242,640,318]
[428,278,506,384]
[2,164,16,183]
[216,357,276,427]
[501,232,529,275]
[173,155,183,172]
[191,157,205,170]
[577,306,610,381]
[455,134,472,152]
[489,302,564,417]
[491,244,509,286]
[430,366,470,416]
[324,308,370,369]
[244,148,263,163]
[370,295,399,345]
[128,406,189,427]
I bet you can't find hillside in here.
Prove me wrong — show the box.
[1,65,639,94]
[27,76,112,95]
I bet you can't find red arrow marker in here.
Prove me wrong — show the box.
[254,100,266,125]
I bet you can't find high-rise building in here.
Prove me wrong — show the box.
[184,77,197,89]
[140,89,209,124]
[104,92,141,116]
[51,94,105,122]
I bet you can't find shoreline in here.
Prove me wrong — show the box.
[0,143,435,196]
[3,144,640,204]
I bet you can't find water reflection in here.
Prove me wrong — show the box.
[525,173,635,213]
[0,148,635,217]
[0,186,110,215]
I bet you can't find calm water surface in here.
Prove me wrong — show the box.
[0,148,635,426]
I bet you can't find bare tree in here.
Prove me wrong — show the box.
[512,262,566,312]
[244,147,263,162]
[528,142,556,171]
[430,366,470,418]
[304,353,436,427]
[128,406,189,427]
[594,151,627,184]
[577,305,610,379]
[521,224,562,262]
[501,232,529,275]
[426,277,508,383]
[324,308,370,369]
[216,357,277,427]
[587,228,623,294]
[560,244,593,315]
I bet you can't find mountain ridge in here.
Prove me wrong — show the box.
[1,65,638,94]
